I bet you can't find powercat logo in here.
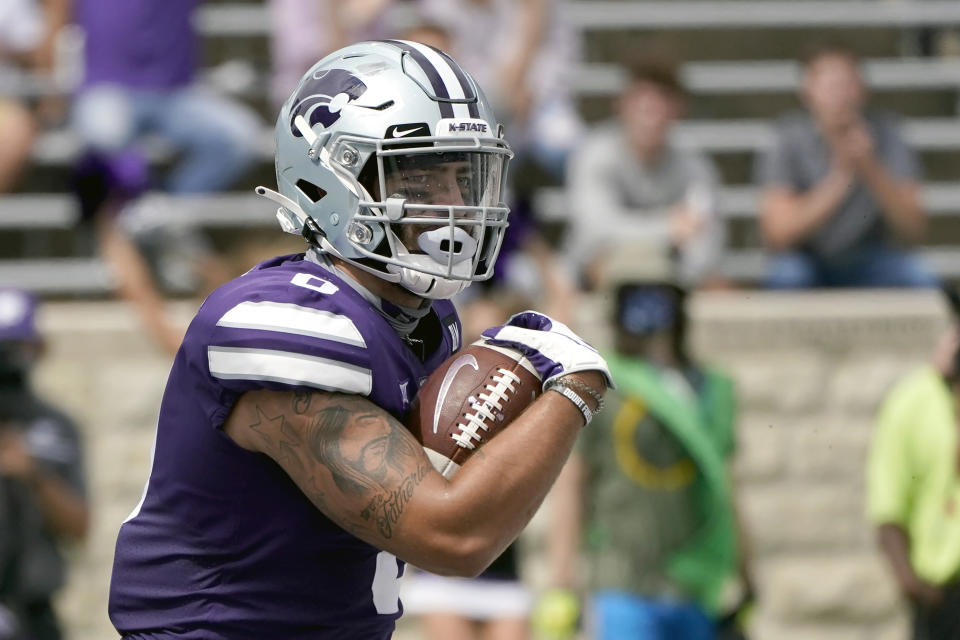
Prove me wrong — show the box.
[289,69,368,136]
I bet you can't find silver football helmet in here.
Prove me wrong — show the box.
[257,40,513,299]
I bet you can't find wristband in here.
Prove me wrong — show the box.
[559,377,605,416]
[546,380,593,426]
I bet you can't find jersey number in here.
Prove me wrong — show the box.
[372,551,402,614]
[291,272,339,295]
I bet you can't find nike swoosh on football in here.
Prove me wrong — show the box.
[393,126,423,137]
[433,354,479,434]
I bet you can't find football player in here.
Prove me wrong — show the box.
[108,40,611,639]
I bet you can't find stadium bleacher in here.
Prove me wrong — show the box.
[192,1,960,35]
[5,0,960,293]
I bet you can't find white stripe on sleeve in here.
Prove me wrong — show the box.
[208,347,373,394]
[217,301,366,348]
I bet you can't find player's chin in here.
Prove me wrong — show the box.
[389,279,433,307]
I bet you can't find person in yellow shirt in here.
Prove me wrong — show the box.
[867,298,960,640]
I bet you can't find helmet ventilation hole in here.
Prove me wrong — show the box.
[296,179,327,203]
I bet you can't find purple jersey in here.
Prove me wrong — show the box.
[108,254,461,639]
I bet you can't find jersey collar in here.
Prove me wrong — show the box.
[305,248,432,337]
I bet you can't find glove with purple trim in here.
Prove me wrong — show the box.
[480,311,614,389]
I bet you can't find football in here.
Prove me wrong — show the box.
[407,341,542,478]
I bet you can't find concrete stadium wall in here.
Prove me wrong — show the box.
[29,290,951,639]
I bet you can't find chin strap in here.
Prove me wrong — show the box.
[415,275,470,299]
[391,263,471,299]
[255,186,308,235]
[256,185,331,250]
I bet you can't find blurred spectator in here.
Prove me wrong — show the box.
[0,0,68,193]
[0,289,89,640]
[268,0,398,107]
[755,43,936,289]
[564,52,725,291]
[69,0,262,355]
[71,0,261,196]
[866,290,960,640]
[544,276,753,640]
[401,290,535,640]
[414,0,584,179]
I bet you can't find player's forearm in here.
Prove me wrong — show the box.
[421,390,586,574]
[226,377,598,577]
[225,390,454,569]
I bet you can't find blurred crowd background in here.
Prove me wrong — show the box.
[2,0,960,639]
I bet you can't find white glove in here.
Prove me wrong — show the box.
[480,311,614,389]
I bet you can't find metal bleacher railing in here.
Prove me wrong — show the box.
[5,0,960,293]
[578,57,960,97]
[533,183,960,281]
[194,1,960,35]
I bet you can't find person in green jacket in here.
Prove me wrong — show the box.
[540,280,754,640]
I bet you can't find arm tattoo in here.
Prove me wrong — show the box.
[360,465,428,538]
[248,406,304,474]
[248,406,281,448]
[292,390,313,415]
[306,406,420,494]
[250,392,430,540]
[305,399,429,539]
